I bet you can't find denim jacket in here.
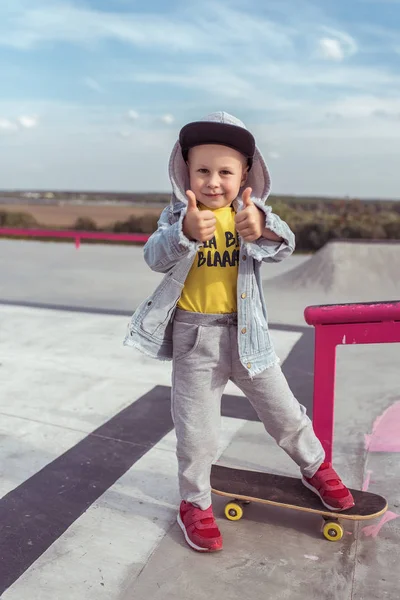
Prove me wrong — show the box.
[124,111,295,377]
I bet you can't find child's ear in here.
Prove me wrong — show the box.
[241,167,249,186]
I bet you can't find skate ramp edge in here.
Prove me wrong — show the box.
[268,239,400,298]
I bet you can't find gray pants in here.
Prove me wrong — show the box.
[171,309,324,510]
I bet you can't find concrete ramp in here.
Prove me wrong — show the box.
[268,240,400,300]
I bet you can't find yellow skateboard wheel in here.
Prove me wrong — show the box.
[323,521,344,541]
[225,502,243,521]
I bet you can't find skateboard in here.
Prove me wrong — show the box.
[210,464,388,542]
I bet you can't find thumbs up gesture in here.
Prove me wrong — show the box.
[182,190,217,242]
[235,187,264,242]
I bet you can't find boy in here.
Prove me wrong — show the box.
[125,111,354,552]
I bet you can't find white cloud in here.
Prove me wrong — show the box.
[321,27,358,54]
[127,110,139,121]
[0,2,228,53]
[319,38,345,60]
[0,99,399,198]
[0,1,294,60]
[0,1,392,111]
[18,115,38,128]
[245,61,399,93]
[1,110,399,198]
[160,114,174,125]
[84,77,104,93]
[324,95,400,120]
[0,118,18,131]
[317,27,357,61]
[194,2,293,52]
[128,59,400,117]
[0,115,38,132]
[126,67,253,99]
[0,2,399,197]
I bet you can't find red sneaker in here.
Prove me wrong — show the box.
[177,501,223,552]
[302,462,355,512]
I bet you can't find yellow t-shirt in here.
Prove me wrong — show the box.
[177,204,240,313]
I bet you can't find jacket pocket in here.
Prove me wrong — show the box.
[141,277,184,337]
[172,321,202,360]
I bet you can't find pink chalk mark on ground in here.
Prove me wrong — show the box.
[361,401,400,537]
[364,401,400,453]
[362,511,400,538]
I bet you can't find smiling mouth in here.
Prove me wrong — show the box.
[205,193,223,197]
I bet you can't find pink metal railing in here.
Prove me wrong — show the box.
[305,301,400,462]
[0,227,150,248]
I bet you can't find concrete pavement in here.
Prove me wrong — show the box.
[0,238,399,599]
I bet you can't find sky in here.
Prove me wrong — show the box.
[0,0,400,198]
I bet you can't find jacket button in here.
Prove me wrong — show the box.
[241,327,247,334]
[242,255,247,261]
[241,293,247,299]
[247,363,252,369]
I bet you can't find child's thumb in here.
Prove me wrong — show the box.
[242,187,253,207]
[186,190,198,212]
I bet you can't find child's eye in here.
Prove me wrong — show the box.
[198,168,208,174]
[221,170,233,175]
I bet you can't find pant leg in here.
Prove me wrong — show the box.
[172,319,231,509]
[231,354,324,478]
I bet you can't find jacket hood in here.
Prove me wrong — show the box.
[168,111,271,208]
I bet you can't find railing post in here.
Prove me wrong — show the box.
[312,326,337,463]
[305,301,400,465]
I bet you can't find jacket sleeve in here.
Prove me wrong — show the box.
[243,200,296,263]
[143,205,201,273]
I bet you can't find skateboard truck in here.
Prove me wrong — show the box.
[222,498,346,542]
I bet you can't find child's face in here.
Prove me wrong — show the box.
[187,144,248,210]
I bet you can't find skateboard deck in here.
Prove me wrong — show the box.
[211,464,388,541]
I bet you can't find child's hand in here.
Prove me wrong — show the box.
[182,190,216,242]
[235,187,264,242]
